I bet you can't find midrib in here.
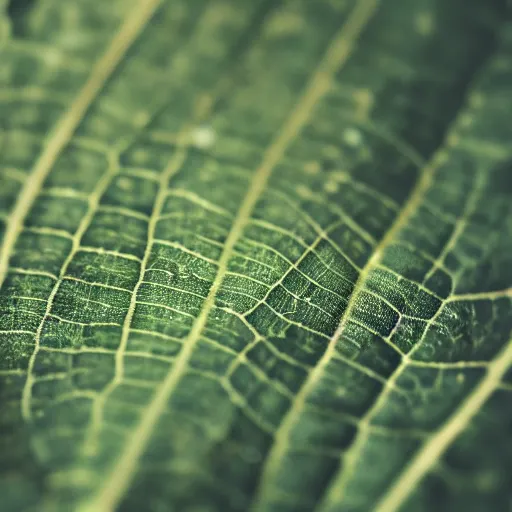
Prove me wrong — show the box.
[375,338,512,512]
[80,1,380,509]
[0,0,163,289]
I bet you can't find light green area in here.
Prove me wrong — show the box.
[0,0,511,511]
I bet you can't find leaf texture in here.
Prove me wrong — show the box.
[0,1,511,511]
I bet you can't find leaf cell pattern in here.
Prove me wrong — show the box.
[0,1,511,511]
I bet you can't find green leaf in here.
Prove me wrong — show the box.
[1,0,511,511]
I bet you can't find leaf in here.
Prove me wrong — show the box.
[0,0,511,511]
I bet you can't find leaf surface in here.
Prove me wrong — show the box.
[0,1,511,511]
